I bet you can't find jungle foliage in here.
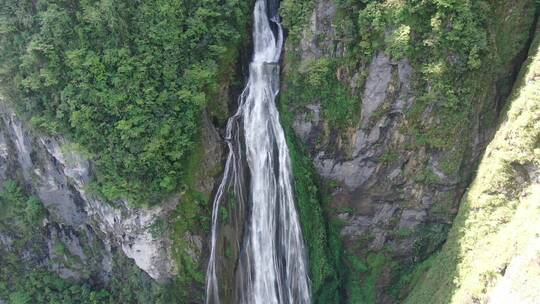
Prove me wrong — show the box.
[0,0,251,204]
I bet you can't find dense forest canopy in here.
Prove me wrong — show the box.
[0,0,251,204]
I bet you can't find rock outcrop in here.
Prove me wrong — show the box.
[281,0,538,301]
[406,27,540,302]
[0,102,176,282]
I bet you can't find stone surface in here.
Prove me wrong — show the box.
[281,1,532,301]
[0,103,177,282]
[361,52,393,125]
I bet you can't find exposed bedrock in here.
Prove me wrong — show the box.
[0,103,177,282]
[282,0,538,301]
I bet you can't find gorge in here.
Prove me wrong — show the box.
[0,0,539,303]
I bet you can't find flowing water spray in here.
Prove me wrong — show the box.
[205,0,312,303]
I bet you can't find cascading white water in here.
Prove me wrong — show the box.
[205,0,312,303]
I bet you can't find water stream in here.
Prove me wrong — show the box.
[205,0,312,303]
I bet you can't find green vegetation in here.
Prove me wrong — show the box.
[0,0,251,204]
[346,252,396,304]
[0,180,182,303]
[281,0,316,43]
[389,254,437,300]
[0,180,46,231]
[280,0,538,302]
[405,23,540,304]
[282,57,361,130]
[167,138,213,302]
[283,0,536,148]
[2,270,109,304]
[281,107,344,302]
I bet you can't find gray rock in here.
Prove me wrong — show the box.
[338,213,372,237]
[0,233,13,250]
[361,52,393,125]
[372,203,398,226]
[283,0,457,267]
[196,111,224,194]
[8,112,33,177]
[296,0,337,64]
[398,209,427,229]
[394,59,414,111]
[370,229,387,251]
[292,104,321,143]
[315,156,377,189]
[0,102,177,282]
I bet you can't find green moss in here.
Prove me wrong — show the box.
[430,192,456,222]
[389,254,437,300]
[414,167,441,186]
[285,130,344,303]
[346,252,397,304]
[412,224,450,261]
[405,22,540,304]
[393,227,414,238]
[282,55,360,132]
[379,148,399,166]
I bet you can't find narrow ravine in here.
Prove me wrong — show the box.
[205,0,312,303]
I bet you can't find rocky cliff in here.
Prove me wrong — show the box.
[406,21,540,304]
[280,0,538,302]
[0,96,232,301]
[0,101,176,281]
[1,0,538,303]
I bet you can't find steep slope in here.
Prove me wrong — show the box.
[0,0,538,303]
[0,104,173,301]
[405,22,540,304]
[0,97,230,303]
[0,1,253,302]
[279,0,538,302]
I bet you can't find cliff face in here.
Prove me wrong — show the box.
[0,2,245,298]
[406,22,540,304]
[0,98,230,301]
[280,0,538,302]
[0,102,176,281]
[1,1,538,303]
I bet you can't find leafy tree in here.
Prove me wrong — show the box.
[0,0,252,204]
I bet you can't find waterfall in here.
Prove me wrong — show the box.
[205,0,312,303]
